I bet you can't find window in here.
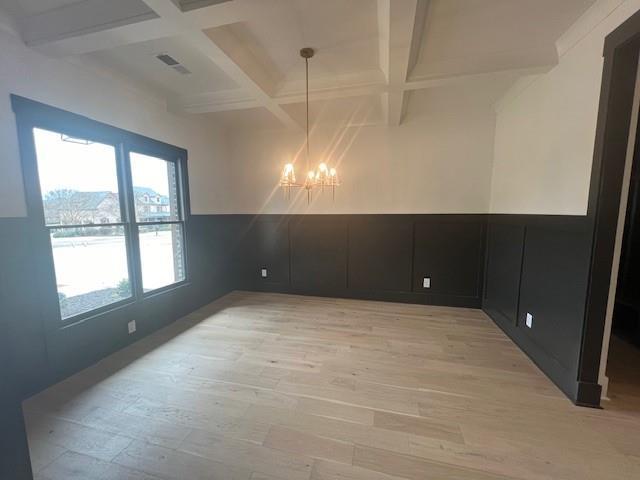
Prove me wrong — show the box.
[33,129,132,319]
[14,96,189,323]
[130,152,186,292]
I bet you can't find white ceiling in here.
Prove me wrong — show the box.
[213,0,380,87]
[0,0,81,19]
[2,0,598,129]
[414,0,597,79]
[89,36,238,98]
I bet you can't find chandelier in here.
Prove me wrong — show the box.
[280,47,340,202]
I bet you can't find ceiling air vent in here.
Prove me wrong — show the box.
[155,53,192,75]
[156,53,179,66]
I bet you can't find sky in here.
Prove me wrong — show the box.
[33,128,171,197]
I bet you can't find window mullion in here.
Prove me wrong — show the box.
[119,142,144,300]
[176,156,186,221]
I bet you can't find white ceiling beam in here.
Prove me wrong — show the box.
[377,0,390,84]
[406,1,430,81]
[24,0,246,57]
[139,0,300,130]
[169,90,262,114]
[174,83,387,114]
[404,65,554,91]
[276,83,387,106]
[185,84,385,114]
[378,0,430,126]
[274,69,387,105]
[172,65,553,114]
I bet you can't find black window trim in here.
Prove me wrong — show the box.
[11,95,191,327]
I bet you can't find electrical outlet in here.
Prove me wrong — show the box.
[261,268,268,278]
[423,277,431,289]
[525,313,533,328]
[128,320,136,334]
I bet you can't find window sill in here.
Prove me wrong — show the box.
[142,280,191,301]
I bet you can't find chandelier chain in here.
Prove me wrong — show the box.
[306,56,309,171]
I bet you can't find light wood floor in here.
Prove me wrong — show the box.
[23,291,640,480]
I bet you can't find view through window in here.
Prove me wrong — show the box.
[130,152,186,292]
[32,128,187,320]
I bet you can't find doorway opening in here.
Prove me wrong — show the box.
[600,49,640,413]
[604,113,640,411]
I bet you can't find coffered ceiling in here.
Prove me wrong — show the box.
[1,0,596,129]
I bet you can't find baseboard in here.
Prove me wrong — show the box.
[241,283,482,308]
[575,381,603,408]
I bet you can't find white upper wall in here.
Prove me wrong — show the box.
[1,1,630,217]
[224,86,498,214]
[0,18,231,218]
[490,0,640,215]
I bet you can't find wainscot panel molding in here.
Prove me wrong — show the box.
[234,214,487,308]
[483,215,594,405]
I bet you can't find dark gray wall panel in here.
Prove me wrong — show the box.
[348,218,413,292]
[518,224,591,374]
[240,217,290,288]
[0,264,33,480]
[0,218,48,396]
[290,216,347,293]
[483,222,525,327]
[413,221,484,297]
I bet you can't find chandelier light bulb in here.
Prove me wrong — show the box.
[280,162,296,186]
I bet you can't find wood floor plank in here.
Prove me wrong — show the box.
[263,425,354,465]
[244,404,413,454]
[26,413,133,463]
[373,410,464,444]
[80,407,192,449]
[353,445,517,480]
[27,440,67,475]
[179,428,313,480]
[310,459,404,480]
[38,451,163,480]
[113,440,251,480]
[295,397,374,425]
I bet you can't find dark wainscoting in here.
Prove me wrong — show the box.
[2,211,602,408]
[0,214,238,399]
[0,274,33,480]
[233,214,487,308]
[483,215,595,405]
